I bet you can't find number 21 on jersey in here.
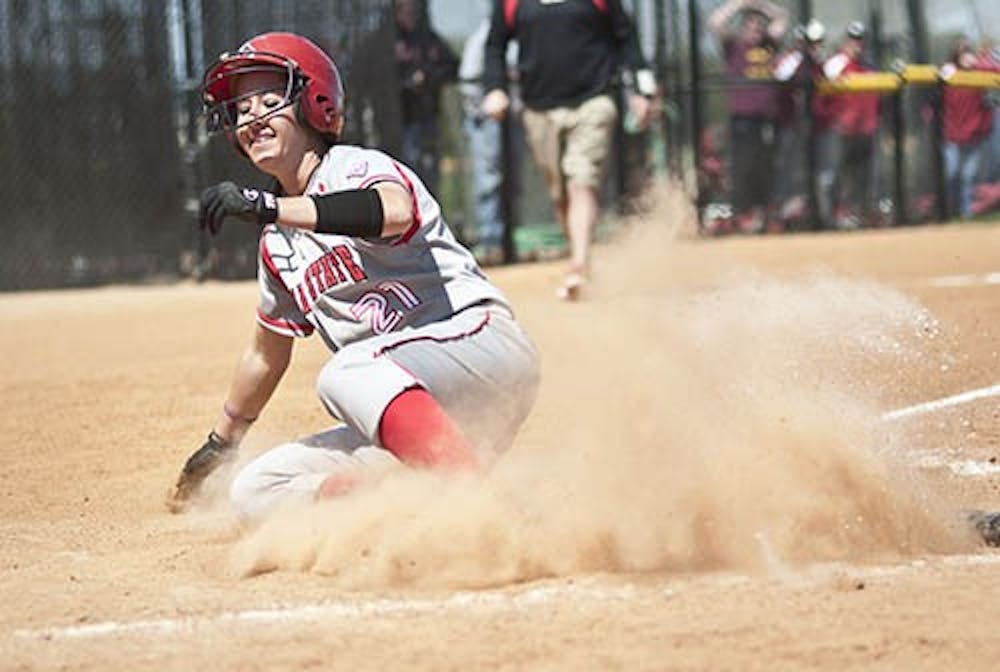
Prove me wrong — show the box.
[350,280,421,334]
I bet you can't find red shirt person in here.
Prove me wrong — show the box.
[769,19,827,229]
[822,23,880,137]
[940,42,997,145]
[939,37,999,217]
[815,21,880,229]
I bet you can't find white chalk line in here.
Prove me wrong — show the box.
[10,381,1000,643]
[12,554,1000,642]
[12,582,640,641]
[914,453,1000,477]
[927,272,1000,288]
[881,383,1000,421]
[882,383,1000,477]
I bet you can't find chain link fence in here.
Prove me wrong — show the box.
[0,0,398,291]
[8,1,988,290]
[1,0,666,292]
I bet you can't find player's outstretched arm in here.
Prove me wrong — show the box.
[167,324,293,512]
[198,181,413,239]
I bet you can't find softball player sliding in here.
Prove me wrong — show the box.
[168,32,540,519]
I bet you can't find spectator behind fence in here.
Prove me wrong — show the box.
[482,0,656,301]
[939,37,998,219]
[970,42,1000,216]
[769,18,826,232]
[708,0,789,235]
[394,0,459,196]
[459,3,520,266]
[987,45,1000,184]
[816,21,880,230]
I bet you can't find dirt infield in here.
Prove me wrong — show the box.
[2,192,999,671]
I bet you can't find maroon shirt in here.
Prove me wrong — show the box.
[723,37,779,119]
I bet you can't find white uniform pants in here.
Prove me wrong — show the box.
[230,304,540,519]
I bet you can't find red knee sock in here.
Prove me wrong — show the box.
[379,388,479,472]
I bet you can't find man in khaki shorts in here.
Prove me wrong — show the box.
[481,0,656,300]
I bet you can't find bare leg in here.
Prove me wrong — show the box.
[554,197,568,240]
[566,182,598,272]
[557,183,599,300]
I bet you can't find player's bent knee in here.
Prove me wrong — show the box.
[228,463,268,521]
[227,456,303,521]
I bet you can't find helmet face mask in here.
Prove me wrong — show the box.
[202,58,305,136]
[201,32,345,149]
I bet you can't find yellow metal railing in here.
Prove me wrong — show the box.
[941,69,1000,88]
[815,65,1000,95]
[817,72,902,94]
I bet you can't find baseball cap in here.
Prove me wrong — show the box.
[846,21,866,39]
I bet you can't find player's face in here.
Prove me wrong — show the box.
[232,70,303,169]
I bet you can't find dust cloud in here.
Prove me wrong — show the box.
[230,182,977,589]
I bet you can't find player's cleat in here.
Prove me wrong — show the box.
[966,510,1000,547]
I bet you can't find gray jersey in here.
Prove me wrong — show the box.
[255,144,510,351]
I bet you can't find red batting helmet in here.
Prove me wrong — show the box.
[201,32,345,141]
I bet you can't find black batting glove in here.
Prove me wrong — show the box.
[199,181,279,235]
